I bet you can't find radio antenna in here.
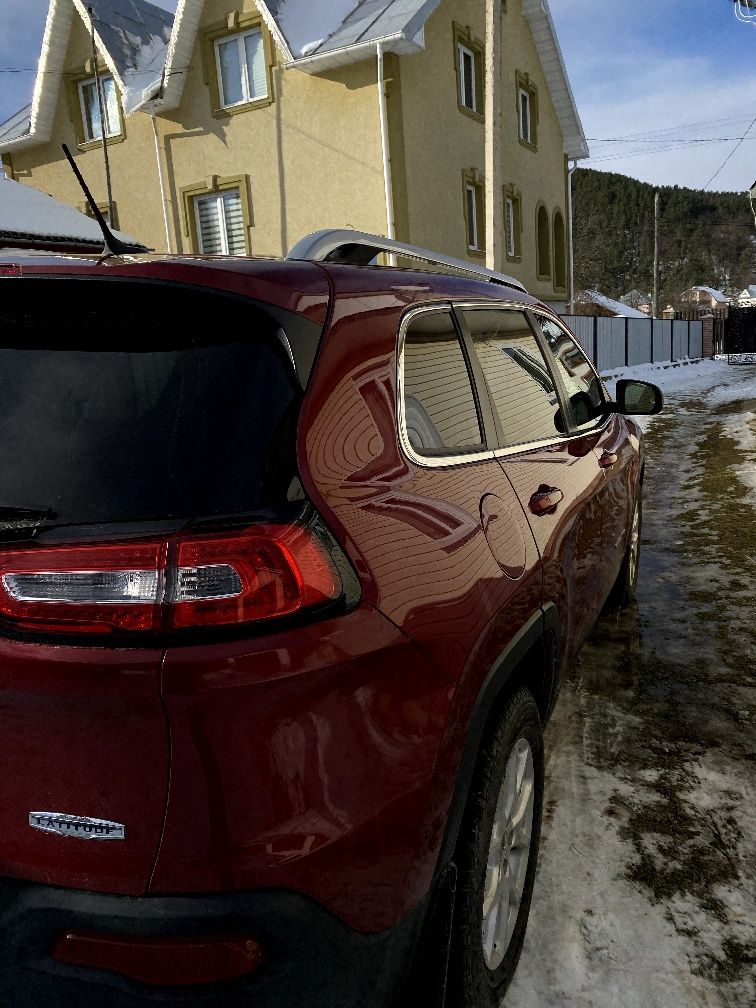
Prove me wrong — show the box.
[61,143,147,256]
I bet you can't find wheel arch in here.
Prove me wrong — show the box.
[438,604,560,867]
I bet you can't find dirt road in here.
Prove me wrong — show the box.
[509,363,756,1007]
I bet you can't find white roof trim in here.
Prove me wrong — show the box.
[521,0,589,160]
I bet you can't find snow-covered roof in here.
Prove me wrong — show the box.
[0,0,171,153]
[0,174,139,249]
[685,285,728,303]
[582,290,649,318]
[0,105,32,145]
[738,286,756,298]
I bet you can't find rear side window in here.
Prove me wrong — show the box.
[0,279,306,527]
[462,308,563,448]
[402,309,483,457]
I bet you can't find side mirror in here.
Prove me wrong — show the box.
[615,379,663,416]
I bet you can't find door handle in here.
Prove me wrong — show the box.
[598,451,618,469]
[529,485,564,516]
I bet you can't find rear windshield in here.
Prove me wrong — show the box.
[0,278,304,526]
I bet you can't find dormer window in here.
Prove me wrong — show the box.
[78,76,120,142]
[215,28,268,108]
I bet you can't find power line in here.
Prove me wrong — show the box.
[702,112,756,188]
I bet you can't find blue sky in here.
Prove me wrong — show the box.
[1,0,755,193]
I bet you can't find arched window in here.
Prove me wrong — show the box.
[536,204,550,279]
[553,210,566,290]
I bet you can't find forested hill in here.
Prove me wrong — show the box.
[572,168,754,306]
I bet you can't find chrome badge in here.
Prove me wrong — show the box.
[29,812,126,840]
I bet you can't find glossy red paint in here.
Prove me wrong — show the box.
[0,637,167,894]
[151,604,454,932]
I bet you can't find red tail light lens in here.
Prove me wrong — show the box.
[172,525,339,629]
[0,524,341,636]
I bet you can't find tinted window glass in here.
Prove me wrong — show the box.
[403,310,483,456]
[464,309,563,448]
[537,317,605,431]
[0,280,303,526]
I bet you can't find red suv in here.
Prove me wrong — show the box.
[0,231,661,1008]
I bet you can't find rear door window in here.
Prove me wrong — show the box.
[402,309,484,457]
[461,308,564,448]
[0,279,306,527]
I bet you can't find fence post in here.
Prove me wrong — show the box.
[593,316,598,368]
[624,317,629,367]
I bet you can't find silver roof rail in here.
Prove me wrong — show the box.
[286,229,527,293]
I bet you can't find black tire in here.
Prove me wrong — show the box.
[606,492,642,609]
[448,688,544,1007]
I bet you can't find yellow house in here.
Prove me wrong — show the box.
[0,0,588,306]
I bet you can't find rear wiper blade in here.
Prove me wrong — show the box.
[0,506,57,529]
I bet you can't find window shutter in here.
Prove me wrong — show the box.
[222,190,246,254]
[196,195,224,254]
[244,31,267,100]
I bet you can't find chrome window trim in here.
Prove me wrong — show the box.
[397,301,611,470]
[397,304,494,469]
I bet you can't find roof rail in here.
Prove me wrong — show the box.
[286,229,527,293]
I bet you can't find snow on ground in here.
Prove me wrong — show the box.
[600,357,756,499]
[509,358,756,1008]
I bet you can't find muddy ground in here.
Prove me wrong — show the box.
[509,367,756,1007]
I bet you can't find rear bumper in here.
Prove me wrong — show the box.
[0,878,426,1008]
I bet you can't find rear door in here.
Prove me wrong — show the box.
[456,305,605,662]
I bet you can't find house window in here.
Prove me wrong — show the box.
[78,76,120,142]
[215,28,267,108]
[459,44,477,112]
[454,25,483,118]
[516,73,538,148]
[536,204,551,279]
[553,210,566,290]
[195,189,247,255]
[463,174,484,255]
[504,186,522,260]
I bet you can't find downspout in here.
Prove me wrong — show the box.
[376,41,396,244]
[567,159,577,313]
[151,112,173,253]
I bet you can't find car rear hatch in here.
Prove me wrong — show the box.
[0,272,328,895]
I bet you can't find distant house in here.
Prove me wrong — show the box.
[0,0,589,304]
[679,286,729,313]
[0,172,139,252]
[620,289,652,315]
[574,289,648,318]
[735,286,756,307]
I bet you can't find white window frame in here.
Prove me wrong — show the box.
[215,28,268,109]
[505,197,516,257]
[78,75,120,142]
[194,189,245,255]
[519,87,532,144]
[466,183,479,252]
[458,43,477,112]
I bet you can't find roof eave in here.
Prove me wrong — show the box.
[285,32,419,73]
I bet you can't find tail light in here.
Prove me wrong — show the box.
[0,523,343,637]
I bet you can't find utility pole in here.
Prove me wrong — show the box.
[89,6,114,223]
[653,191,660,317]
